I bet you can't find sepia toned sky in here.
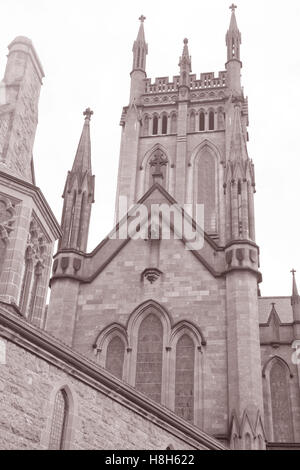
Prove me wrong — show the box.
[0,0,300,296]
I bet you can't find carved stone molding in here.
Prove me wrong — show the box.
[0,196,16,244]
[141,268,162,284]
[25,218,48,269]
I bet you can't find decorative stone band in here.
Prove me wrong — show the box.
[224,240,260,272]
[52,252,83,278]
[229,409,266,450]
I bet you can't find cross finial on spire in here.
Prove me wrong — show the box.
[83,108,93,121]
[229,3,237,12]
[139,15,146,23]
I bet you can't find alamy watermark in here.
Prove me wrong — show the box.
[111,196,205,251]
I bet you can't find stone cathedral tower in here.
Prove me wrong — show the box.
[1,6,300,451]
[46,7,269,449]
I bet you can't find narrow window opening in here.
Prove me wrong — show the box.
[175,334,194,422]
[199,112,205,131]
[162,115,167,134]
[152,116,158,135]
[137,47,140,68]
[209,111,214,130]
[144,116,149,136]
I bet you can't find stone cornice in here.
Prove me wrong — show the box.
[267,442,300,450]
[0,306,226,451]
[223,266,262,283]
[0,170,61,240]
[225,239,259,251]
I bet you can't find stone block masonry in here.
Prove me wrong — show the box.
[0,306,226,450]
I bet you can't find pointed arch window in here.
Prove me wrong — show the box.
[105,336,125,379]
[175,334,195,422]
[270,361,294,442]
[135,313,163,403]
[152,116,158,135]
[199,112,205,131]
[27,260,44,324]
[209,111,214,130]
[161,115,168,135]
[49,389,69,450]
[232,39,236,58]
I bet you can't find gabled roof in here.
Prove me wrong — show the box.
[53,182,226,284]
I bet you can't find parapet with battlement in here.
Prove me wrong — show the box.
[144,71,227,94]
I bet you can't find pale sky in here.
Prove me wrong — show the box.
[0,0,299,297]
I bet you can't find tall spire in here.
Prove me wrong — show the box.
[59,108,95,252]
[71,107,93,174]
[224,104,255,242]
[179,38,191,86]
[229,4,239,32]
[291,269,300,306]
[226,4,241,61]
[132,15,148,73]
[225,4,242,93]
[137,15,146,42]
[291,270,300,329]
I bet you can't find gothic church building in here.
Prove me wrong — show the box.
[0,7,299,450]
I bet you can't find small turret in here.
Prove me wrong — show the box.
[59,108,95,252]
[178,38,191,86]
[132,15,148,73]
[130,15,148,102]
